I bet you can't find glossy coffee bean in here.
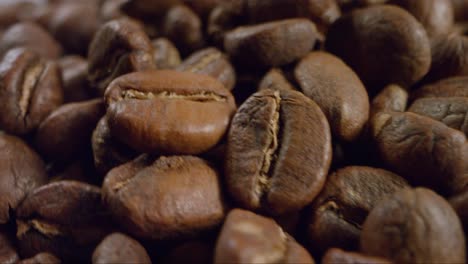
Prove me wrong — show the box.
[105,70,236,154]
[152,38,181,70]
[326,5,431,91]
[0,48,63,135]
[92,233,151,264]
[258,68,294,92]
[19,253,60,264]
[87,18,156,95]
[0,132,47,224]
[214,209,314,264]
[102,155,225,240]
[371,111,468,195]
[306,166,409,253]
[322,248,391,264]
[295,51,369,142]
[0,230,19,264]
[226,89,332,215]
[58,56,92,103]
[177,47,236,91]
[370,84,408,117]
[361,188,466,264]
[411,76,468,99]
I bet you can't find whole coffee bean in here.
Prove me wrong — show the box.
[0,132,47,224]
[92,233,151,264]
[326,5,431,92]
[225,89,332,215]
[0,22,62,59]
[87,18,156,95]
[371,111,468,195]
[389,0,454,37]
[58,56,92,103]
[295,51,370,142]
[306,166,409,253]
[152,38,181,69]
[102,155,225,240]
[408,97,468,135]
[35,99,105,163]
[322,248,391,264]
[370,84,408,117]
[0,48,63,135]
[258,68,294,92]
[19,253,60,264]
[16,180,111,262]
[121,0,181,19]
[105,70,236,154]
[0,1,48,31]
[411,76,468,99]
[0,230,19,264]
[449,189,468,234]
[214,209,314,264]
[177,47,236,91]
[224,19,318,68]
[361,188,466,264]
[207,0,245,46]
[162,240,213,264]
[92,116,137,176]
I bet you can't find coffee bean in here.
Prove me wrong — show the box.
[225,89,332,215]
[58,55,93,103]
[0,230,19,264]
[19,253,60,264]
[295,51,370,142]
[87,18,156,96]
[412,76,468,99]
[371,84,408,117]
[0,48,63,135]
[105,70,236,154]
[361,187,466,264]
[306,166,409,253]
[214,209,314,264]
[152,38,181,69]
[258,68,294,92]
[92,233,151,264]
[102,155,225,240]
[322,248,391,264]
[449,189,468,234]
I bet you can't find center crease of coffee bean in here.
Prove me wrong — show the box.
[187,52,222,73]
[19,62,44,119]
[16,219,64,238]
[121,89,227,102]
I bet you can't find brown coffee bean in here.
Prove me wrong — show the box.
[224,19,318,68]
[361,188,465,264]
[92,233,151,264]
[152,38,181,69]
[121,0,181,19]
[0,230,19,264]
[326,5,431,92]
[214,209,314,264]
[105,70,236,154]
[225,89,332,215]
[16,180,111,262]
[449,189,468,235]
[295,51,370,142]
[177,47,236,91]
[58,55,92,103]
[87,18,156,96]
[0,22,62,59]
[371,111,468,195]
[371,84,408,117]
[306,166,408,253]
[207,0,245,46]
[19,253,60,264]
[322,248,391,264]
[258,68,295,92]
[411,76,468,99]
[0,1,48,31]
[0,48,63,135]
[0,132,47,224]
[103,155,225,240]
[35,99,105,163]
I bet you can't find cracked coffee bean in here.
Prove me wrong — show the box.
[92,233,151,264]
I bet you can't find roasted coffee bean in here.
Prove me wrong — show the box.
[0,48,63,135]
[306,166,409,253]
[361,188,466,264]
[295,51,369,142]
[258,68,294,92]
[177,47,236,91]
[92,233,151,264]
[100,0,128,22]
[152,38,181,69]
[411,76,468,99]
[0,1,48,31]
[58,56,92,103]
[35,99,105,163]
[16,180,111,262]
[226,89,332,215]
[105,70,236,154]
[371,111,468,195]
[19,253,60,264]
[0,230,19,264]
[224,19,318,68]
[87,18,156,95]
[371,84,408,117]
[322,248,391,264]
[449,189,468,233]
[0,132,47,224]
[162,240,213,264]
[326,5,431,92]
[0,22,62,59]
[102,155,225,240]
[214,209,314,264]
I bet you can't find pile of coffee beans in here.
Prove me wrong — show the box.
[0,0,467,263]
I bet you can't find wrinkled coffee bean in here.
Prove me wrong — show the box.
[361,187,466,264]
[258,68,294,92]
[0,230,19,264]
[177,47,236,91]
[102,155,225,240]
[19,253,60,264]
[295,51,369,142]
[58,55,92,103]
[92,233,151,264]
[322,248,391,264]
[152,38,181,69]
[0,47,63,135]
[411,76,468,99]
[326,5,431,92]
[214,209,314,264]
[226,89,332,215]
[371,84,408,117]
[105,70,236,154]
[87,18,156,95]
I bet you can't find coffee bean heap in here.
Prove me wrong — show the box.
[0,0,467,263]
